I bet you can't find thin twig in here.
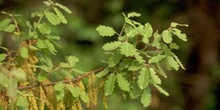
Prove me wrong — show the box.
[17,66,106,90]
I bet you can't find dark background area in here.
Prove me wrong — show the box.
[0,0,220,110]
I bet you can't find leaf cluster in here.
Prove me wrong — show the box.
[96,12,188,107]
[0,1,188,109]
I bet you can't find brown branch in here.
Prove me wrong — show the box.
[17,66,106,90]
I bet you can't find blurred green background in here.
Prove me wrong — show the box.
[0,0,220,110]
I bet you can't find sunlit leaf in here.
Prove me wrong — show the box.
[171,22,188,28]
[4,24,16,32]
[103,41,122,51]
[67,55,79,67]
[162,30,172,44]
[38,23,51,35]
[37,39,47,49]
[0,53,7,62]
[45,40,57,55]
[80,91,90,103]
[169,43,179,50]
[148,54,165,64]
[141,88,151,107]
[117,74,130,92]
[167,56,179,70]
[172,28,187,41]
[0,19,11,30]
[54,82,65,92]
[126,26,143,37]
[137,68,150,89]
[135,54,145,63]
[66,84,80,98]
[16,96,28,108]
[96,25,116,37]
[149,67,161,84]
[20,47,28,58]
[120,42,137,56]
[7,77,17,98]
[0,74,8,87]
[108,52,123,67]
[104,74,116,96]
[11,68,26,80]
[45,12,61,25]
[142,23,153,44]
[127,12,141,18]
[55,3,72,14]
[96,68,109,78]
[156,63,167,78]
[54,7,67,24]
[153,84,169,96]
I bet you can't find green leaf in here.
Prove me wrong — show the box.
[172,28,187,41]
[96,68,109,78]
[141,88,151,107]
[151,31,161,48]
[104,74,116,96]
[127,12,141,18]
[156,63,167,78]
[116,74,130,92]
[134,54,145,63]
[55,3,72,14]
[80,91,90,103]
[67,55,79,67]
[0,19,11,30]
[137,68,150,89]
[36,39,47,49]
[0,74,8,87]
[56,90,65,101]
[153,84,169,96]
[0,53,7,62]
[66,85,80,98]
[59,62,70,68]
[108,52,123,67]
[118,59,132,70]
[54,7,67,24]
[45,12,61,25]
[47,35,60,40]
[167,56,179,70]
[40,54,53,68]
[123,15,135,27]
[128,61,143,71]
[20,47,28,58]
[103,41,122,51]
[38,23,51,35]
[4,24,16,32]
[148,54,165,64]
[142,23,153,44]
[37,73,47,82]
[45,40,57,55]
[130,83,142,99]
[11,68,26,80]
[160,43,173,56]
[120,42,137,56]
[43,1,51,6]
[173,55,185,70]
[54,82,65,92]
[162,30,172,44]
[169,43,179,50]
[96,25,116,37]
[171,22,188,28]
[16,96,28,108]
[149,67,161,84]
[126,26,143,37]
[7,77,17,98]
